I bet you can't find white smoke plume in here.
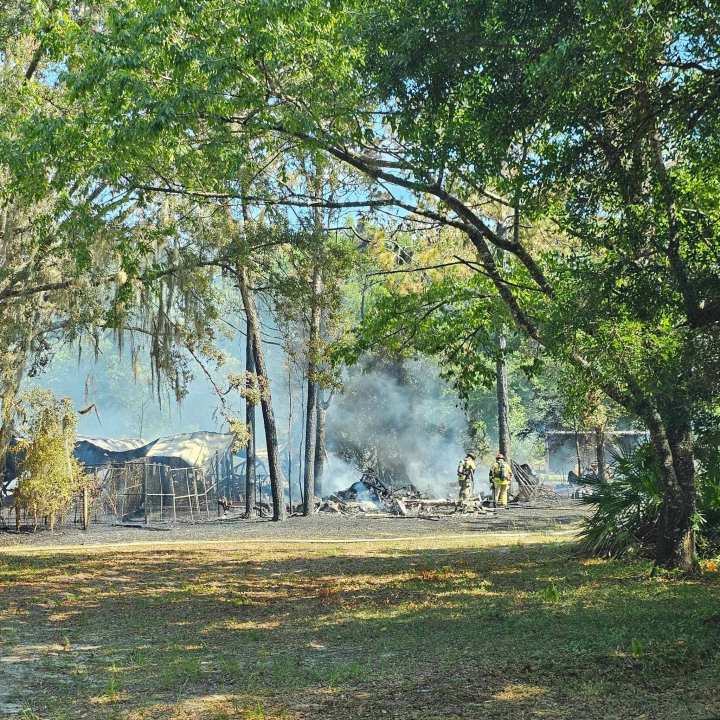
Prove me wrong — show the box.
[324,356,471,498]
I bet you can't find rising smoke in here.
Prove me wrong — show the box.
[325,356,472,498]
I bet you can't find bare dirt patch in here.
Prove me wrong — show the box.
[0,500,590,550]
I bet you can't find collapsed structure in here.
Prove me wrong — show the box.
[0,432,248,528]
[80,431,238,524]
[74,436,155,465]
[317,472,428,515]
[316,460,563,518]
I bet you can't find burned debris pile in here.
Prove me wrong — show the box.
[317,461,570,518]
[317,472,492,517]
[318,472,430,516]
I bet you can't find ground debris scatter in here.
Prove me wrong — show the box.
[316,471,567,518]
[0,536,718,720]
[0,499,590,548]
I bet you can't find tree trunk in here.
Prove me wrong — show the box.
[574,424,582,478]
[595,425,606,482]
[313,305,330,498]
[302,263,322,515]
[496,332,511,459]
[663,420,697,571]
[237,265,286,521]
[302,375,318,515]
[646,411,697,572]
[0,357,26,484]
[287,360,293,512]
[314,397,327,498]
[244,321,257,517]
[494,234,511,462]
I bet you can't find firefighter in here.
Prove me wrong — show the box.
[489,452,511,508]
[457,452,476,511]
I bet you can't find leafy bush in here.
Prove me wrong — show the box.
[578,443,663,558]
[15,390,85,530]
[696,464,720,557]
[579,442,720,559]
[693,415,720,555]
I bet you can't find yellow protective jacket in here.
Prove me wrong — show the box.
[457,457,476,481]
[489,460,511,485]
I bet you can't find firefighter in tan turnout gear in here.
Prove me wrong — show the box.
[457,452,476,511]
[489,452,511,508]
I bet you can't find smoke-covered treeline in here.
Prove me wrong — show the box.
[29,315,485,500]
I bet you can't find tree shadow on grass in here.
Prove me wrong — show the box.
[0,543,719,719]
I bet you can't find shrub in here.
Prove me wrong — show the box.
[578,443,663,558]
[579,442,720,559]
[15,390,84,530]
[696,466,720,557]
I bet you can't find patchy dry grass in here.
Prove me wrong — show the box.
[0,534,719,719]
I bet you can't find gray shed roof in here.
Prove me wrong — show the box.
[144,431,234,468]
[76,436,153,452]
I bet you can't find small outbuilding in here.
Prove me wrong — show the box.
[74,436,156,467]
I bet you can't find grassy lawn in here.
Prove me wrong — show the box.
[1,534,719,720]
